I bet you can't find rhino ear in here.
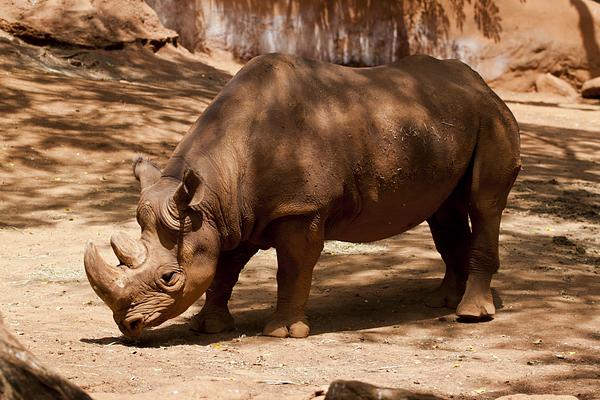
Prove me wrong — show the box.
[133,156,161,190]
[173,169,205,211]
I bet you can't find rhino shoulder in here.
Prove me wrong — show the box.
[237,53,305,79]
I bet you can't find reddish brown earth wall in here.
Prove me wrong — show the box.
[145,0,600,89]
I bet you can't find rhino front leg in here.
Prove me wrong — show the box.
[263,216,324,338]
[191,243,258,333]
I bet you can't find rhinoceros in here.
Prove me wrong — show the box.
[84,53,520,338]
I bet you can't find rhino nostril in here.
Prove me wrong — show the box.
[122,315,144,335]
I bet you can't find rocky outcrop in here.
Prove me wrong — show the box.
[581,76,600,98]
[0,0,178,49]
[535,73,578,97]
[144,0,204,52]
[0,312,91,400]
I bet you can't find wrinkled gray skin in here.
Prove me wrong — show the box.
[84,54,520,338]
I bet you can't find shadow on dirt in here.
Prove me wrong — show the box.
[487,359,600,400]
[0,41,232,229]
[76,214,599,397]
[509,122,600,223]
[80,277,459,348]
[79,226,511,348]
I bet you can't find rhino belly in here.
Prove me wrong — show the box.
[325,147,469,243]
[326,183,455,242]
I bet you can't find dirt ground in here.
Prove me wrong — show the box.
[0,36,599,400]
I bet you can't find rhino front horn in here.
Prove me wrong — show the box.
[84,242,128,309]
[110,232,146,267]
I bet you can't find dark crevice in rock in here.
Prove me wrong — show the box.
[0,18,176,53]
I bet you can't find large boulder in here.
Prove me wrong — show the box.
[324,380,446,400]
[581,76,600,98]
[0,0,177,48]
[496,395,578,400]
[0,312,91,400]
[535,73,578,97]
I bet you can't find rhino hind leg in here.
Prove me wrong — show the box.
[425,181,470,309]
[190,243,258,333]
[263,215,324,338]
[456,115,521,320]
[456,212,500,319]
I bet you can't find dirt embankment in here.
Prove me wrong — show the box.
[4,0,600,92]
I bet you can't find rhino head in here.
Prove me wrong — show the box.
[84,158,220,338]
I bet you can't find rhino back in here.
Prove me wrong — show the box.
[168,54,500,243]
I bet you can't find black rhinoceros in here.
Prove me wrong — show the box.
[84,53,520,338]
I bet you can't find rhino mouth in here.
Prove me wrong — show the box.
[117,314,144,338]
[116,310,170,338]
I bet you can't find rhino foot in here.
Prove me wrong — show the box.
[263,314,310,338]
[425,283,461,309]
[190,304,235,333]
[456,293,496,319]
[456,274,495,320]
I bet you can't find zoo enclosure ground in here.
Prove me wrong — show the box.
[0,38,599,399]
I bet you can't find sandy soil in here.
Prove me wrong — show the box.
[0,37,599,400]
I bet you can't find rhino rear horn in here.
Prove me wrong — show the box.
[110,232,147,267]
[133,156,161,190]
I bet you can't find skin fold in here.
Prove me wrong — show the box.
[84,53,521,338]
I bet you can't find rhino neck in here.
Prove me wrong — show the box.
[163,154,244,252]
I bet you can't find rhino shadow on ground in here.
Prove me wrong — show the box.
[80,225,505,348]
[419,222,600,399]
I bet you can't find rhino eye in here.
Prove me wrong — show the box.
[157,267,184,291]
[160,271,177,286]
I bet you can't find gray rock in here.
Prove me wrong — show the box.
[495,395,579,400]
[535,73,578,98]
[325,380,446,400]
[581,76,600,99]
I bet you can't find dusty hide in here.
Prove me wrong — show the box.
[0,313,91,400]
